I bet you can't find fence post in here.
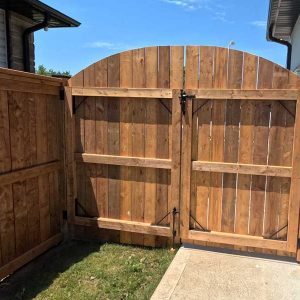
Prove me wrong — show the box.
[64,87,76,236]
[179,89,193,241]
[287,95,300,254]
[170,89,182,245]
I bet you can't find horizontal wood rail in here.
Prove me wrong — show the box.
[192,161,292,177]
[71,87,173,98]
[75,217,172,237]
[188,230,287,251]
[0,233,63,280]
[0,161,62,186]
[0,77,61,95]
[190,89,298,101]
[75,153,172,169]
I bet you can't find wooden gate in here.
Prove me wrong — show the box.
[66,46,300,258]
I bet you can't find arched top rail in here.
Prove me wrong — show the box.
[69,46,300,91]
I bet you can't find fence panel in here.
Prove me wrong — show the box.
[0,69,64,279]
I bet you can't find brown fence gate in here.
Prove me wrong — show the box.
[66,46,300,259]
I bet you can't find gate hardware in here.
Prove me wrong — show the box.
[171,207,179,250]
[190,213,210,232]
[180,89,195,115]
[192,99,210,116]
[75,198,92,218]
[156,207,179,250]
[73,96,88,114]
[278,101,295,118]
[62,210,68,220]
[264,223,288,240]
[159,99,172,115]
[60,86,65,101]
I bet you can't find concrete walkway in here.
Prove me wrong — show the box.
[151,245,300,300]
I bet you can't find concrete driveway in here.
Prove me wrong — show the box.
[151,245,300,300]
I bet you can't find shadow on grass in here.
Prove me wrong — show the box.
[0,240,102,300]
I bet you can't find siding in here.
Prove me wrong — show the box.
[8,11,35,72]
[0,9,7,68]
[291,15,300,72]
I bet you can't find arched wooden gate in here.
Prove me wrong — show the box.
[65,46,300,259]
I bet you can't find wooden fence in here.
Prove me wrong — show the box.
[0,68,65,279]
[1,45,300,280]
[67,46,300,260]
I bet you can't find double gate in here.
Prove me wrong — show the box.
[66,46,300,258]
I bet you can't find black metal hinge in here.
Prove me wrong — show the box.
[60,87,65,101]
[62,210,68,220]
[179,89,195,114]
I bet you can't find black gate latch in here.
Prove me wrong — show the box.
[179,89,195,114]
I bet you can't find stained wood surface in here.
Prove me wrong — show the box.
[69,46,300,257]
[70,46,184,247]
[180,46,299,256]
[0,69,64,279]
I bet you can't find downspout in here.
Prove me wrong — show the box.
[22,13,50,72]
[268,23,292,70]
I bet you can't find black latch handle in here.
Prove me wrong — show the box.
[179,89,195,115]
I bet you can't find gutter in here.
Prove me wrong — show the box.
[22,13,50,72]
[268,23,292,70]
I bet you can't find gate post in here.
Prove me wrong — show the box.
[64,87,76,236]
[170,89,182,245]
[180,89,193,241]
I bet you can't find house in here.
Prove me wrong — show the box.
[0,0,80,72]
[267,0,300,73]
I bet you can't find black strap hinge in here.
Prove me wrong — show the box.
[179,89,195,114]
[60,86,65,101]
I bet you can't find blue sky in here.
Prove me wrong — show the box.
[35,0,287,75]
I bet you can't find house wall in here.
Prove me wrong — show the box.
[8,11,35,72]
[291,15,300,72]
[0,9,8,68]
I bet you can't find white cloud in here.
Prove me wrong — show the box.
[250,21,267,28]
[161,0,203,10]
[85,41,140,50]
[161,0,232,23]
[161,0,210,10]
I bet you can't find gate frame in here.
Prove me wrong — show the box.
[65,86,300,256]
[180,88,300,253]
[64,87,181,241]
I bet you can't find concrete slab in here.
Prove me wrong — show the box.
[151,246,300,300]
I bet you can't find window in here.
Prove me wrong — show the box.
[0,9,8,68]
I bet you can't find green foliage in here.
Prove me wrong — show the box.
[4,241,176,300]
[36,64,71,77]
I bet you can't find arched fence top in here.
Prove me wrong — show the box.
[69,45,300,90]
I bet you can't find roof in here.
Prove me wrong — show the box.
[267,0,300,41]
[0,0,80,28]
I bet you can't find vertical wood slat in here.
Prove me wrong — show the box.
[107,54,121,243]
[209,47,227,232]
[156,46,170,247]
[144,46,158,247]
[221,49,242,233]
[196,47,214,236]
[120,50,133,245]
[170,46,184,243]
[235,53,257,253]
[130,49,146,246]
[249,59,273,238]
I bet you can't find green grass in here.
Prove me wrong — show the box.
[4,241,176,300]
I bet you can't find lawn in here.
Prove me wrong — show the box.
[0,241,176,300]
